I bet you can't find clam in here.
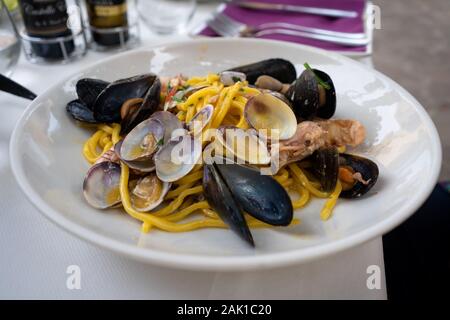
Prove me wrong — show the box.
[66,99,97,123]
[286,67,336,120]
[93,73,159,123]
[155,134,202,182]
[219,71,246,86]
[150,111,184,143]
[215,126,271,165]
[83,161,121,209]
[338,154,379,198]
[227,58,297,85]
[117,118,164,172]
[129,173,170,212]
[203,164,254,246]
[76,78,109,109]
[186,104,214,135]
[244,93,297,140]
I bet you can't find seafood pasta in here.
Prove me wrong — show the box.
[67,59,379,246]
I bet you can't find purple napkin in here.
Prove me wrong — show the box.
[199,0,368,52]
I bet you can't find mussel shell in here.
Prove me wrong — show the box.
[83,161,121,209]
[93,74,157,123]
[227,58,297,85]
[286,69,336,120]
[286,69,318,119]
[76,78,109,109]
[315,70,336,119]
[66,99,97,123]
[120,77,161,134]
[310,147,339,193]
[203,164,254,246]
[215,163,293,226]
[339,154,379,198]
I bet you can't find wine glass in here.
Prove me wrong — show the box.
[137,0,197,35]
[0,0,20,76]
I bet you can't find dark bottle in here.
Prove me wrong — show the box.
[86,0,129,47]
[19,0,75,60]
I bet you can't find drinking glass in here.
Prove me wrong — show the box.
[137,0,197,35]
[0,0,20,76]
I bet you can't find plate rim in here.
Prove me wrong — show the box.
[9,38,442,271]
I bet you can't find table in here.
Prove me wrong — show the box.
[0,3,386,299]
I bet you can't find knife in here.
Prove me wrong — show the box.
[0,74,37,100]
[230,1,358,19]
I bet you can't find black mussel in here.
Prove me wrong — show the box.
[93,74,158,123]
[286,68,336,120]
[66,99,97,123]
[120,78,161,134]
[203,164,254,246]
[215,163,293,226]
[310,147,339,193]
[76,78,109,109]
[227,58,297,85]
[338,154,379,198]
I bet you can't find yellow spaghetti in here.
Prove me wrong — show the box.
[81,73,342,234]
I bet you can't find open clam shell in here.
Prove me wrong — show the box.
[120,118,164,162]
[129,173,171,212]
[155,134,202,182]
[150,111,184,143]
[215,126,271,165]
[244,93,297,140]
[83,161,122,209]
[186,104,214,135]
[219,71,246,86]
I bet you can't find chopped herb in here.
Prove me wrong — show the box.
[303,62,331,90]
[239,88,245,92]
[232,76,241,83]
[157,138,164,146]
[172,96,183,103]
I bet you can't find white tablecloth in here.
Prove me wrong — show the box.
[0,4,386,299]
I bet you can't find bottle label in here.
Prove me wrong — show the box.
[19,0,70,36]
[87,0,127,17]
[94,3,127,17]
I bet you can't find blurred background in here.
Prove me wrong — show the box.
[373,0,449,180]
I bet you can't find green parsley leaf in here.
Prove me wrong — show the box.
[303,62,331,90]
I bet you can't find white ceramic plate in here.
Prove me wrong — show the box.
[10,38,441,271]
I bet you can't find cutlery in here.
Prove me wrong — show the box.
[229,1,358,19]
[0,74,37,100]
[207,13,369,47]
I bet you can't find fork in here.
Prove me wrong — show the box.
[207,13,370,47]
